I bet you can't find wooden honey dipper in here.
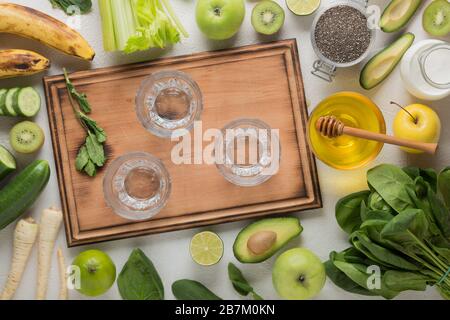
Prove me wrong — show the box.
[316,116,438,155]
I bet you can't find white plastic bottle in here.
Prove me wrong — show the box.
[400,39,450,101]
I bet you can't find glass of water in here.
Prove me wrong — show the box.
[216,118,281,187]
[135,70,203,138]
[103,152,171,220]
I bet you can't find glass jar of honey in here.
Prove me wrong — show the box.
[307,92,385,170]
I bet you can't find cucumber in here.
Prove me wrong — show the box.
[4,88,20,116]
[0,89,7,116]
[14,87,41,117]
[0,145,16,180]
[0,160,50,230]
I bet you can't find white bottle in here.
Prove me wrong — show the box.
[400,39,450,101]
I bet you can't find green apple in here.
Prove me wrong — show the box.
[196,0,245,40]
[393,103,441,154]
[272,248,326,300]
[72,249,116,297]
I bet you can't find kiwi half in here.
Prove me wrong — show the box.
[251,1,285,35]
[423,0,450,36]
[10,121,45,154]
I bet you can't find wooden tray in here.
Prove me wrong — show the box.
[44,39,322,247]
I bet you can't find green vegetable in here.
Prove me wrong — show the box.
[328,164,450,299]
[117,248,164,300]
[0,145,16,180]
[172,280,222,300]
[335,190,370,234]
[64,69,107,177]
[98,0,188,53]
[0,160,50,230]
[228,263,263,300]
[439,167,450,208]
[50,0,92,15]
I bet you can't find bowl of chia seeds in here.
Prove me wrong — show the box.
[311,1,375,79]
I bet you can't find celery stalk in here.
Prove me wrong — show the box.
[98,0,116,51]
[111,0,136,51]
[160,0,189,38]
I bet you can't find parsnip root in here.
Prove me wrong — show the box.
[1,218,39,300]
[57,248,68,300]
[36,207,63,300]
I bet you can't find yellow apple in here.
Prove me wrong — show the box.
[393,103,441,154]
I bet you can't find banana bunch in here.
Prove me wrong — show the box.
[0,3,95,79]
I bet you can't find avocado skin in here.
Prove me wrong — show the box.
[380,0,422,33]
[360,33,415,90]
[233,217,303,263]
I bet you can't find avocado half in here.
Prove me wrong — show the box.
[380,0,422,33]
[233,217,303,263]
[360,33,415,90]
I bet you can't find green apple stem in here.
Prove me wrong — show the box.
[390,101,417,124]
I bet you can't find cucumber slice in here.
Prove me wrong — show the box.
[360,33,415,90]
[15,87,41,117]
[0,89,7,116]
[4,88,20,116]
[0,145,16,180]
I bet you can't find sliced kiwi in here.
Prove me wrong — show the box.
[423,0,450,36]
[251,1,285,35]
[10,121,45,154]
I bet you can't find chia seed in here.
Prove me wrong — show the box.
[314,5,372,64]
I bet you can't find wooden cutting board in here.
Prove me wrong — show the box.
[44,39,322,247]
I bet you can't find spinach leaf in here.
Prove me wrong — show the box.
[325,260,377,296]
[351,231,419,271]
[367,192,393,214]
[228,263,263,300]
[50,0,92,15]
[335,190,370,234]
[333,260,399,299]
[404,167,437,192]
[426,185,450,238]
[172,280,222,300]
[83,159,96,176]
[117,249,164,300]
[380,209,429,247]
[367,164,415,213]
[438,167,450,208]
[383,270,431,291]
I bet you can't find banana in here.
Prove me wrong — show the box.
[0,49,50,79]
[0,3,95,61]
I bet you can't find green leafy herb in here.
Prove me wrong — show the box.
[50,0,92,15]
[118,249,164,300]
[228,263,263,300]
[328,163,450,300]
[172,280,222,300]
[63,68,107,177]
[64,69,91,113]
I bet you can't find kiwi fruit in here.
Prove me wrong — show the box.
[10,121,45,154]
[423,0,450,36]
[251,1,285,35]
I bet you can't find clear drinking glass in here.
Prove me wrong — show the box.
[135,70,203,138]
[216,118,281,187]
[103,152,171,221]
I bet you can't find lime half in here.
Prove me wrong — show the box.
[286,0,321,16]
[190,231,224,266]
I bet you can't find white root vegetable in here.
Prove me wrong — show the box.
[1,218,39,300]
[57,248,68,300]
[36,207,63,300]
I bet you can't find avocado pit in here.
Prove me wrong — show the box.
[247,230,277,255]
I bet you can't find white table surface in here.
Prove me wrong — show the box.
[0,0,448,300]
